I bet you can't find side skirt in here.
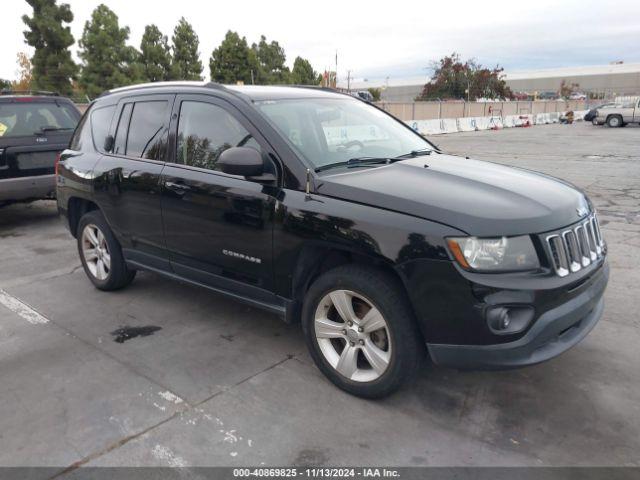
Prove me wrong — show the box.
[124,255,291,321]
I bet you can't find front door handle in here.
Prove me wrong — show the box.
[165,181,191,195]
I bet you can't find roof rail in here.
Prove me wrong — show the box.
[101,81,223,97]
[0,89,60,96]
[289,85,356,98]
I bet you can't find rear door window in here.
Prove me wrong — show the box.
[125,101,169,160]
[0,101,78,138]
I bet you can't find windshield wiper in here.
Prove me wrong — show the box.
[394,148,433,159]
[36,126,74,134]
[315,157,393,173]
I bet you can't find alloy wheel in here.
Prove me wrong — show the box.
[81,223,111,281]
[314,289,392,382]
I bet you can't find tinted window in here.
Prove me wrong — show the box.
[125,101,168,160]
[113,103,133,155]
[90,105,116,152]
[69,109,91,151]
[0,101,78,138]
[257,97,433,170]
[177,101,260,171]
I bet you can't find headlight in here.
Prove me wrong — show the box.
[446,236,540,272]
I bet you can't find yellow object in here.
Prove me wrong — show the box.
[0,122,7,136]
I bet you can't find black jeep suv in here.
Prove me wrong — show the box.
[0,91,81,205]
[57,82,608,398]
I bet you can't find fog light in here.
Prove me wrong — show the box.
[486,305,534,335]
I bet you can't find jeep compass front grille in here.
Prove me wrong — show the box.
[545,213,605,277]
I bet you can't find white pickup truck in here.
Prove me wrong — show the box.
[594,97,640,127]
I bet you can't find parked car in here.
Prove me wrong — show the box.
[569,92,587,100]
[584,103,616,123]
[537,91,558,100]
[352,90,374,102]
[57,82,609,398]
[594,98,640,127]
[0,90,81,205]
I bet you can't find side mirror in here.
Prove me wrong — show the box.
[104,135,114,153]
[218,147,265,177]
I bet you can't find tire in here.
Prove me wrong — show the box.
[301,264,422,398]
[606,115,622,128]
[77,210,136,291]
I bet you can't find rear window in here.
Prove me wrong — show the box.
[0,101,78,138]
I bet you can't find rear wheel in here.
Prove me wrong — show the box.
[606,115,622,128]
[77,210,135,290]
[302,264,421,398]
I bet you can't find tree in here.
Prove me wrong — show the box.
[290,56,318,85]
[367,87,381,101]
[209,31,258,84]
[22,0,77,96]
[251,35,289,84]
[416,53,513,101]
[140,24,172,82]
[12,52,33,91]
[78,4,142,98]
[559,80,580,98]
[171,18,203,80]
[0,79,11,91]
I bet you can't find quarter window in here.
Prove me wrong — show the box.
[176,101,260,171]
[90,105,116,152]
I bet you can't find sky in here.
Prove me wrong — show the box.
[2,0,640,84]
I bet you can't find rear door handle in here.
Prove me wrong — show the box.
[165,181,191,194]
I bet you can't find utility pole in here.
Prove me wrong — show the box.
[335,50,338,89]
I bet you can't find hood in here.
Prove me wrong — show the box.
[316,154,590,236]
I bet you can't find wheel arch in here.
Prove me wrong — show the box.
[67,197,100,237]
[285,243,410,324]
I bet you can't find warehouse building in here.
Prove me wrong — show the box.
[343,63,640,102]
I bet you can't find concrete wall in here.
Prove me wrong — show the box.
[376,100,587,121]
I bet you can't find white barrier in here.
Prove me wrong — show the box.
[502,115,523,128]
[573,110,589,121]
[488,116,503,129]
[440,118,459,134]
[518,114,534,127]
[456,117,476,132]
[408,119,443,135]
[473,117,490,131]
[406,110,570,136]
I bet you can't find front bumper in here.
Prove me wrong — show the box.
[427,261,609,369]
[0,174,56,202]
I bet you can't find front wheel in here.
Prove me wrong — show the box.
[302,265,421,398]
[77,210,136,291]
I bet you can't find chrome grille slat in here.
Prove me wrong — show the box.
[545,213,605,277]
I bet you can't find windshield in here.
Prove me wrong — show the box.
[0,101,78,138]
[256,97,433,170]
